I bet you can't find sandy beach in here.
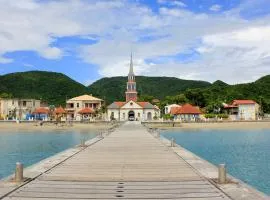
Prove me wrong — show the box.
[1,121,270,133]
[145,121,270,130]
[0,121,114,133]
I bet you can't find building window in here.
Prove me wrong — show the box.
[23,101,27,107]
[138,113,140,117]
[77,103,80,108]
[33,100,35,107]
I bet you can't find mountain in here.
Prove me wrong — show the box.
[88,76,211,104]
[1,71,270,113]
[187,75,270,113]
[0,71,91,105]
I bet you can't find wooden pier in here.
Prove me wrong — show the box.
[0,122,247,199]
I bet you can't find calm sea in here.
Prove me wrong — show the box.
[162,129,270,195]
[0,129,97,180]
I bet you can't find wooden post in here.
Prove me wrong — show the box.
[171,138,175,147]
[15,162,23,182]
[218,164,227,184]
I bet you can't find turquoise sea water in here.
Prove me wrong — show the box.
[0,129,97,180]
[162,129,270,195]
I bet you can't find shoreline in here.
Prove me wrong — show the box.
[0,122,115,133]
[144,121,270,130]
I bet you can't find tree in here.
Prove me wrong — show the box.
[138,94,155,102]
[185,89,206,107]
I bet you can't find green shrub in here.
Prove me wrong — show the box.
[217,114,229,118]
[204,114,216,118]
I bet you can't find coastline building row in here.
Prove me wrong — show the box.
[166,99,260,121]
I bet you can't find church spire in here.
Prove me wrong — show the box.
[128,52,134,76]
[126,53,137,102]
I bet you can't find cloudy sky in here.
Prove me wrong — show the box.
[1,0,270,85]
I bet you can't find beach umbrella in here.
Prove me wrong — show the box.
[33,107,50,120]
[78,108,94,120]
[55,106,66,115]
[78,107,94,115]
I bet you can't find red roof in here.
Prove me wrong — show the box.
[137,102,148,107]
[232,100,256,105]
[78,107,94,114]
[55,106,66,114]
[115,102,126,107]
[173,104,202,115]
[224,105,238,109]
[170,106,182,115]
[33,107,50,114]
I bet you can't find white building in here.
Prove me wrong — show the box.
[107,54,160,121]
[0,98,41,120]
[224,100,260,120]
[164,104,181,114]
[66,94,103,121]
[107,101,160,121]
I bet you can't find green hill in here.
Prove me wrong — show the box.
[0,71,91,105]
[184,75,270,113]
[88,76,211,103]
[1,71,270,113]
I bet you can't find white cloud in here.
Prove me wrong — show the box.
[0,0,270,84]
[158,0,186,7]
[39,47,63,59]
[209,4,222,12]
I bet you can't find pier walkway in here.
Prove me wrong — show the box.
[3,122,231,200]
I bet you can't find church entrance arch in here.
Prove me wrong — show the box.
[128,110,135,121]
[147,112,152,121]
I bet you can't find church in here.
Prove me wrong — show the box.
[107,54,160,121]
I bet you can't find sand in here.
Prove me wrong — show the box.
[1,121,270,133]
[145,121,270,130]
[0,121,113,133]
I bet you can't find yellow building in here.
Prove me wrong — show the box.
[0,98,41,120]
[66,94,103,120]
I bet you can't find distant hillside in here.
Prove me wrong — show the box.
[185,75,270,113]
[0,71,91,105]
[88,76,211,104]
[1,71,270,113]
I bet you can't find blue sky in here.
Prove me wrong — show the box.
[1,0,270,85]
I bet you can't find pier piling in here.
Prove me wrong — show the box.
[15,162,23,182]
[218,164,227,184]
[171,138,175,147]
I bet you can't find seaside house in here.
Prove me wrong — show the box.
[0,98,41,120]
[171,103,202,122]
[164,104,181,114]
[107,54,160,121]
[223,100,259,120]
[66,94,103,121]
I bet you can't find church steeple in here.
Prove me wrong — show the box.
[128,52,135,82]
[125,53,137,102]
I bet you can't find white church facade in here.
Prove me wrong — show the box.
[107,54,160,121]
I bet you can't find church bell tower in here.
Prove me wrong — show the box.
[125,53,138,102]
